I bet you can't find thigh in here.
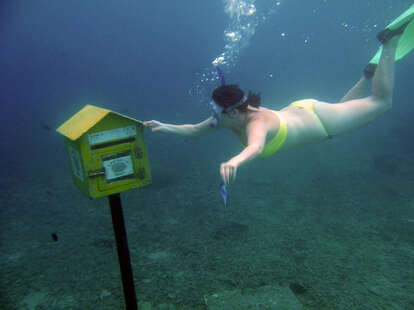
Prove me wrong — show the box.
[313,96,390,136]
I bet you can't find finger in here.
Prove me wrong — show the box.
[223,166,229,185]
[143,121,153,128]
[220,165,226,184]
[232,167,237,182]
[226,167,232,185]
[145,120,157,125]
[225,168,229,185]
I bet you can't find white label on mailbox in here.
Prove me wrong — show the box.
[88,126,136,146]
[103,155,134,181]
[68,146,83,181]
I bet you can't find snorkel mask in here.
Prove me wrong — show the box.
[209,66,246,128]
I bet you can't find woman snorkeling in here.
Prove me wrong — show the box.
[144,7,414,186]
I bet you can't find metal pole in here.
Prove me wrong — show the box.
[108,193,138,310]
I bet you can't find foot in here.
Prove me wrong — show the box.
[363,63,377,79]
[377,21,410,44]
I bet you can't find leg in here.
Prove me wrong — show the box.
[340,76,370,103]
[313,36,400,136]
[371,36,398,103]
[340,62,378,102]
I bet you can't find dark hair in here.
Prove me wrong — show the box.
[212,84,261,112]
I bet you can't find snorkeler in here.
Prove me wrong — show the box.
[144,6,414,186]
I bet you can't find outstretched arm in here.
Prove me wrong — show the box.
[143,117,217,138]
[220,119,267,184]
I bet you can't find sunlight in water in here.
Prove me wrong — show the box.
[190,0,281,105]
[212,0,258,67]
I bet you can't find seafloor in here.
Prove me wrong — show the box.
[1,127,414,310]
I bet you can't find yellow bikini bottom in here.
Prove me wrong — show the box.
[259,99,329,157]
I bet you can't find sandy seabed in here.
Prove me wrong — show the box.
[1,141,414,310]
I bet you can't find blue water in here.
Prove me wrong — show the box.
[1,1,413,309]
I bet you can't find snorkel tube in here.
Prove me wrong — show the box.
[216,66,226,86]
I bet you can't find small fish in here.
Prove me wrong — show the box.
[219,183,227,207]
[51,233,58,242]
[41,123,52,131]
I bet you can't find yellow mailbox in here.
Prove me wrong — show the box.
[57,104,151,198]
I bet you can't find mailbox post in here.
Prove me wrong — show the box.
[109,193,137,309]
[57,104,151,309]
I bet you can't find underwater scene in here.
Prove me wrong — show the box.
[1,0,414,309]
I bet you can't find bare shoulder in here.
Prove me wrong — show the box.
[249,107,278,123]
[245,107,280,138]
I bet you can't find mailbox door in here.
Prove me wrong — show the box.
[82,116,151,198]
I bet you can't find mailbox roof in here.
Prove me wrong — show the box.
[57,104,141,141]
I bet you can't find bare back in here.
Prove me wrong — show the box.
[231,104,330,151]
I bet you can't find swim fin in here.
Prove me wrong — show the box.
[369,4,414,64]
